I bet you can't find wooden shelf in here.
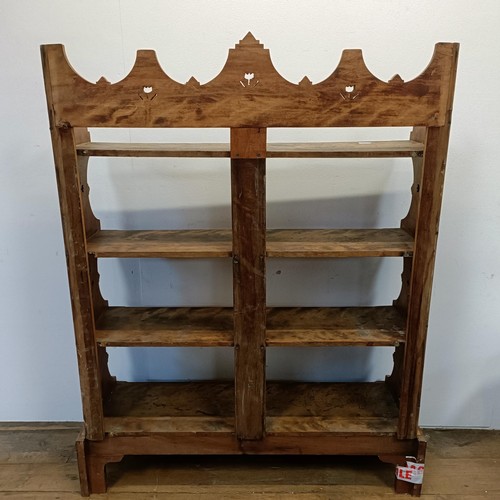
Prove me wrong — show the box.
[76,140,423,158]
[267,229,413,257]
[266,306,405,346]
[103,381,398,435]
[268,140,423,158]
[95,306,404,347]
[95,307,234,347]
[87,228,413,258]
[76,142,231,158]
[87,230,232,258]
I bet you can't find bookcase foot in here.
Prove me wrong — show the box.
[380,430,427,497]
[76,428,124,496]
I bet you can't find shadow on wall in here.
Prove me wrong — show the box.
[100,193,406,383]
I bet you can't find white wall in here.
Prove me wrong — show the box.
[1,0,499,427]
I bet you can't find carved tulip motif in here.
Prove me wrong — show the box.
[244,73,255,85]
[341,84,360,101]
[138,85,157,101]
[240,72,258,87]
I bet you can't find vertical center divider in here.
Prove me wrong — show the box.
[231,127,267,440]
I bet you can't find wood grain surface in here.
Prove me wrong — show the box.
[76,140,423,158]
[86,228,413,258]
[95,305,405,347]
[41,35,458,128]
[41,34,459,496]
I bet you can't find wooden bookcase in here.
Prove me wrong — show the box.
[41,33,458,496]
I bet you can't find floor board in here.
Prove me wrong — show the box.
[0,424,499,498]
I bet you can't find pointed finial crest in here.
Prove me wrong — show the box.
[96,76,111,85]
[389,74,405,85]
[236,32,263,48]
[186,76,200,87]
[299,76,313,87]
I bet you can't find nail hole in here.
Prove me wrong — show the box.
[143,86,153,94]
[345,84,355,93]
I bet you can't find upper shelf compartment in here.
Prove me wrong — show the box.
[41,34,459,129]
[76,140,423,158]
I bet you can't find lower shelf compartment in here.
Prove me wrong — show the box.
[103,381,399,435]
[104,381,235,434]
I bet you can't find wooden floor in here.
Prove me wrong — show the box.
[0,423,499,499]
